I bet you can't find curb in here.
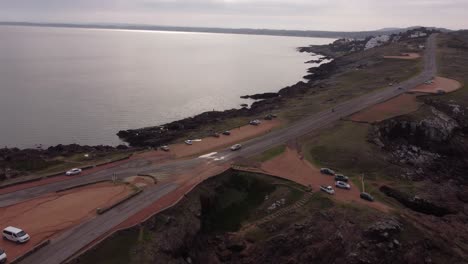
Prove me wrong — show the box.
[9,240,50,264]
[96,188,143,215]
[55,180,111,193]
[0,154,132,190]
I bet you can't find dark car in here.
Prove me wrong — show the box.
[320,168,335,175]
[335,174,349,182]
[360,192,374,202]
[222,130,231,136]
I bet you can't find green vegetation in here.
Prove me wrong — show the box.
[202,172,276,232]
[79,230,139,264]
[280,46,422,123]
[254,144,286,162]
[302,121,396,179]
[435,32,468,105]
[305,192,334,210]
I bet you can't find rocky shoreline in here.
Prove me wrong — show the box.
[117,48,338,147]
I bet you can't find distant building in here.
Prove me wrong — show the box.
[365,35,390,50]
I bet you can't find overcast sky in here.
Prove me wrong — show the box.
[0,0,467,31]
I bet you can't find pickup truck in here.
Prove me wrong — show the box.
[320,185,335,195]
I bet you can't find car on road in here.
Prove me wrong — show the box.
[2,226,30,244]
[360,192,374,202]
[222,130,231,136]
[0,249,6,264]
[65,168,82,176]
[397,86,403,90]
[210,132,220,138]
[335,174,349,182]
[335,181,351,190]
[230,144,242,151]
[320,185,335,195]
[184,140,193,145]
[249,119,261,126]
[160,145,170,151]
[320,168,335,175]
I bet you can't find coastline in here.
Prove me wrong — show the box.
[117,48,336,147]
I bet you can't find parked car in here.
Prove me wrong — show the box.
[230,144,242,151]
[160,145,170,152]
[2,226,30,244]
[249,119,261,126]
[0,248,6,264]
[320,185,335,195]
[184,140,193,145]
[360,192,374,202]
[320,168,335,175]
[335,181,351,190]
[65,168,82,176]
[335,174,349,182]
[222,130,231,136]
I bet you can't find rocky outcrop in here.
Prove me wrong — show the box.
[380,185,455,216]
[373,108,458,148]
[0,144,130,181]
[240,92,278,100]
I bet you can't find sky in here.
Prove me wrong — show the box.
[0,0,467,31]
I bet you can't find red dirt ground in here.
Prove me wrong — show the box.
[259,147,391,212]
[349,93,423,123]
[171,119,282,158]
[0,182,132,261]
[383,53,421,60]
[410,76,462,93]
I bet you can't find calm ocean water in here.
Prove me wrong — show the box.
[0,26,333,148]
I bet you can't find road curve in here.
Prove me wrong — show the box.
[14,34,437,264]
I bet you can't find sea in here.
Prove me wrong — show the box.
[0,25,334,148]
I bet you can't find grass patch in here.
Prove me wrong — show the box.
[305,192,334,210]
[201,172,276,233]
[280,52,422,122]
[302,121,396,179]
[244,227,270,243]
[254,144,286,162]
[79,230,139,264]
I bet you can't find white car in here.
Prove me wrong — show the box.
[249,120,261,126]
[160,145,170,151]
[2,226,30,244]
[184,140,193,145]
[335,181,351,190]
[0,248,6,264]
[65,168,82,176]
[320,185,335,195]
[230,144,242,151]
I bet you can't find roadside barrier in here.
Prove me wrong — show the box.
[0,154,132,190]
[96,188,143,215]
[9,240,51,264]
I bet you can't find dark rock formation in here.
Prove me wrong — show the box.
[380,186,455,216]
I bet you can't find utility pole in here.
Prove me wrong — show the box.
[361,174,365,192]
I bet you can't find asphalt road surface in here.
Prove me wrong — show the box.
[12,34,437,264]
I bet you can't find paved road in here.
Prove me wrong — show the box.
[13,34,437,264]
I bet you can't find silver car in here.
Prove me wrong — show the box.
[230,144,242,151]
[335,181,351,190]
[65,168,82,176]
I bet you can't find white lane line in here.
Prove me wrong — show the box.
[198,152,218,159]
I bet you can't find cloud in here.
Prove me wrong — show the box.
[0,0,466,30]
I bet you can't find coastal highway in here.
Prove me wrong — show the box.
[11,34,437,264]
